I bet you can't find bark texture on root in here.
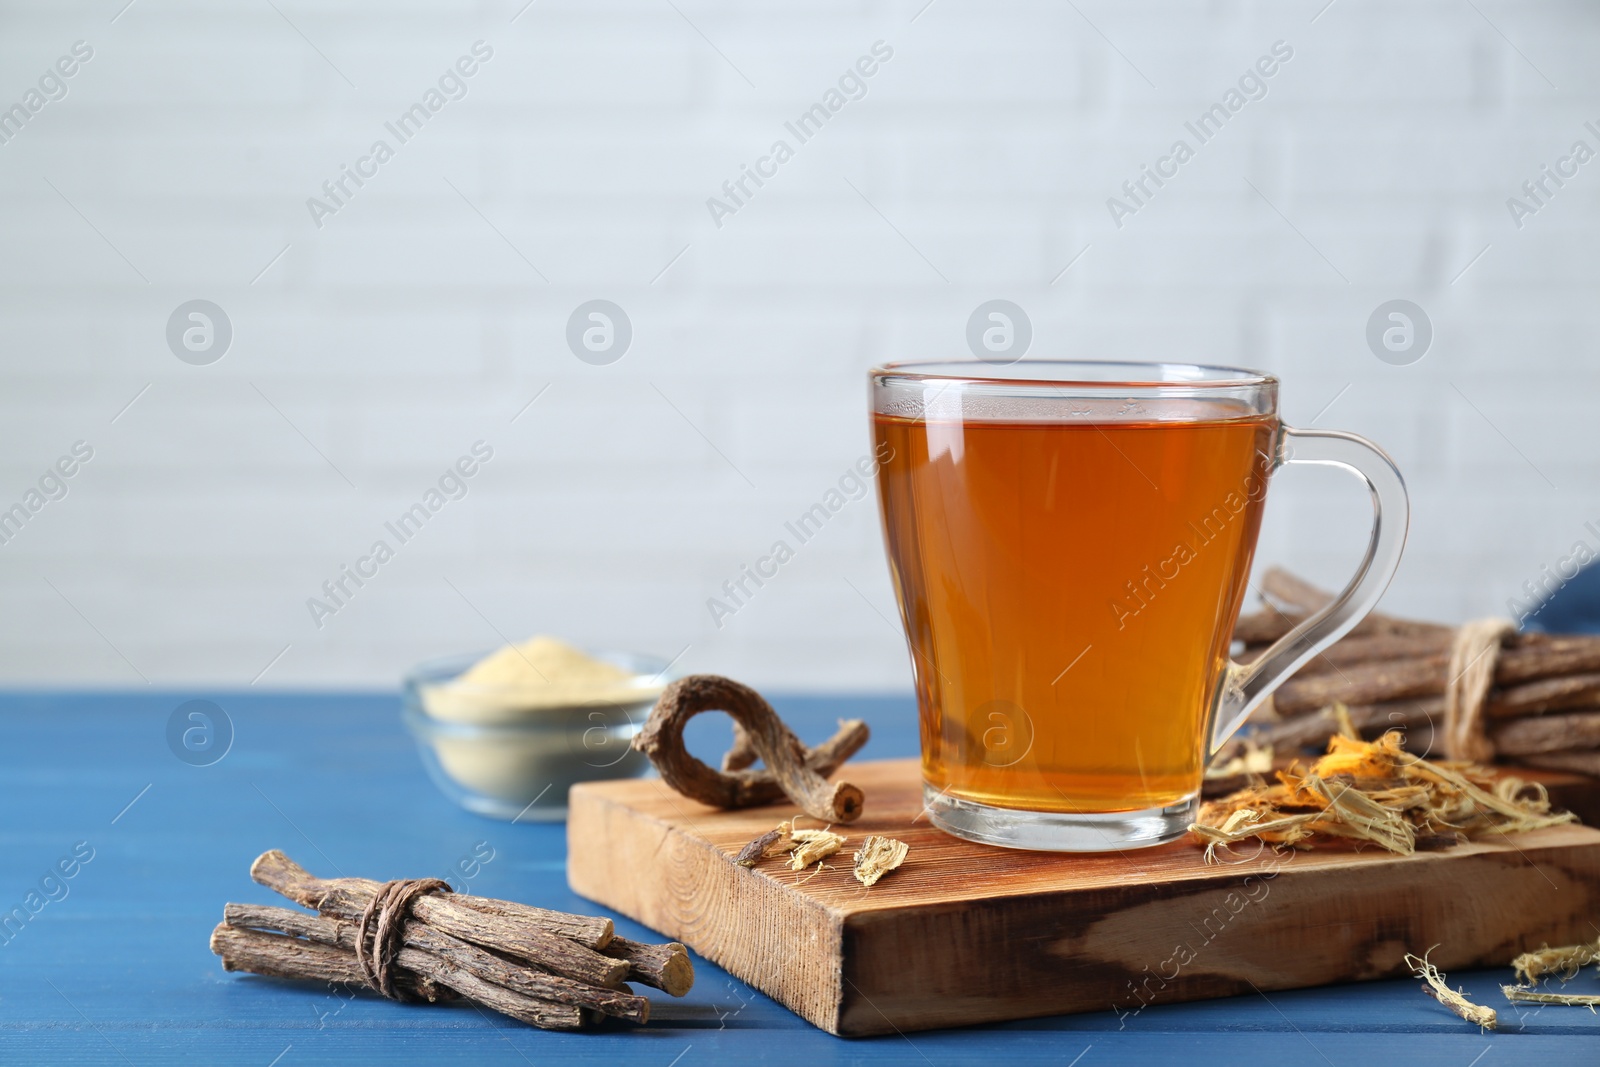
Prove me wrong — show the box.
[633,674,869,822]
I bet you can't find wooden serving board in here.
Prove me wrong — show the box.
[568,758,1600,1036]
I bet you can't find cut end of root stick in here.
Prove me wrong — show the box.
[655,945,695,998]
[828,781,866,823]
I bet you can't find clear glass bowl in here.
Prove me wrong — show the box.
[401,650,666,821]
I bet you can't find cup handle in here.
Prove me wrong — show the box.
[1209,426,1411,755]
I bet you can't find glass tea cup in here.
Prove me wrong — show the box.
[870,360,1408,851]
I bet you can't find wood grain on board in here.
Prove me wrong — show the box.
[568,758,1600,1036]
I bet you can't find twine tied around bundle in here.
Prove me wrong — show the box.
[354,877,451,1001]
[1443,617,1516,763]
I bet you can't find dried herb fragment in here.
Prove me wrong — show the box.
[1406,952,1497,1030]
[852,836,909,887]
[733,821,791,868]
[788,829,845,871]
[1191,725,1576,860]
[1511,939,1600,985]
[1500,986,1600,1007]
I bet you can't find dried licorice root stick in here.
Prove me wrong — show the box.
[599,936,695,997]
[214,852,696,1032]
[210,922,592,1030]
[222,903,651,1022]
[453,895,694,998]
[250,849,614,949]
[251,851,625,987]
[633,674,868,822]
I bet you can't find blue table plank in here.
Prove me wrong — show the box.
[2,690,1596,1065]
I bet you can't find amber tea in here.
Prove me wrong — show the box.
[870,361,1408,850]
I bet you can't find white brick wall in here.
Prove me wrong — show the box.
[0,0,1597,688]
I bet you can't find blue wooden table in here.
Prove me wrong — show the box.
[3,691,1596,1065]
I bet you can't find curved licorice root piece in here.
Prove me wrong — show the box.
[633,674,869,822]
[722,720,760,773]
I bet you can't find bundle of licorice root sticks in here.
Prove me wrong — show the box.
[209,850,692,1030]
[1227,568,1600,776]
